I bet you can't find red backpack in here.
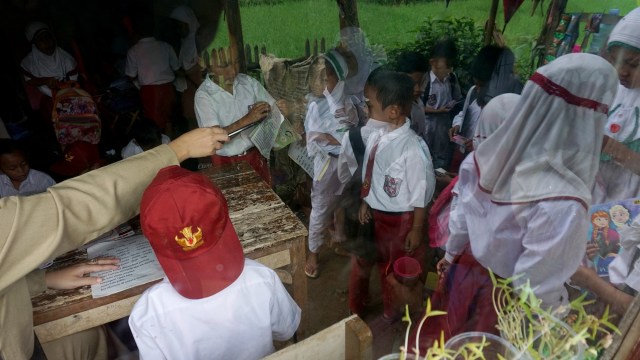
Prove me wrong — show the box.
[428,176,458,248]
[51,83,101,145]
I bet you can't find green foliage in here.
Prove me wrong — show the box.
[361,0,437,4]
[388,16,483,91]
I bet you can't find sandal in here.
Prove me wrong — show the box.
[305,262,319,279]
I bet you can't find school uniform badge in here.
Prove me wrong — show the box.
[427,94,437,107]
[384,175,402,197]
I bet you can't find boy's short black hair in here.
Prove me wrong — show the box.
[469,45,504,82]
[395,51,429,74]
[430,38,458,66]
[368,70,414,116]
[131,118,163,151]
[0,139,25,158]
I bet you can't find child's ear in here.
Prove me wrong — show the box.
[388,104,402,119]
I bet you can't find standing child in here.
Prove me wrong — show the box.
[338,69,394,316]
[125,16,180,134]
[358,71,435,320]
[0,140,55,197]
[422,39,462,170]
[129,166,301,359]
[413,53,618,352]
[304,48,359,279]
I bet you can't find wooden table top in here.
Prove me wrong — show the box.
[32,162,307,325]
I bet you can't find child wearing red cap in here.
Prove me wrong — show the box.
[129,166,300,359]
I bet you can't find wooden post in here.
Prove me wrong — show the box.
[484,0,499,45]
[336,0,359,29]
[225,0,247,73]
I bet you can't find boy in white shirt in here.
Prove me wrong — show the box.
[130,166,300,360]
[121,118,170,159]
[125,17,180,134]
[0,140,55,197]
[194,47,286,185]
[358,71,436,320]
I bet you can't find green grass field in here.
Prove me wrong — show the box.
[210,0,636,66]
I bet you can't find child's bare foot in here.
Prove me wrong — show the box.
[305,252,319,279]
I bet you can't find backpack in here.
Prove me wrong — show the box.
[52,83,101,145]
[427,176,458,248]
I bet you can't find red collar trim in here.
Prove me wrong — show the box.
[529,72,609,114]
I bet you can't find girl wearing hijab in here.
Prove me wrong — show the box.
[595,7,640,203]
[413,53,618,352]
[21,22,78,98]
[170,5,204,125]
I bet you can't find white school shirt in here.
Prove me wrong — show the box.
[21,46,78,97]
[445,155,588,309]
[125,37,179,86]
[121,134,171,159]
[361,119,435,212]
[194,74,276,156]
[0,169,55,197]
[337,118,392,184]
[424,71,452,109]
[129,259,301,360]
[452,86,482,140]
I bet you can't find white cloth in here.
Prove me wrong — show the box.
[609,215,640,292]
[607,7,640,52]
[0,169,55,197]
[472,93,520,149]
[362,119,435,212]
[21,46,78,97]
[125,38,179,86]
[308,158,343,252]
[474,53,618,207]
[596,85,640,202]
[451,86,482,140]
[194,74,276,156]
[425,71,452,109]
[129,258,301,360]
[121,134,171,159]
[169,6,200,71]
[304,82,357,179]
[337,118,391,184]
[445,155,588,308]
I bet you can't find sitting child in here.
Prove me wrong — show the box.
[0,140,55,197]
[121,118,170,159]
[129,166,301,359]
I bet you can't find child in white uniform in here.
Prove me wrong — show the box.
[358,71,435,320]
[0,140,55,197]
[304,49,359,278]
[129,166,300,360]
[412,53,618,353]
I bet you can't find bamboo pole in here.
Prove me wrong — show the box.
[225,0,247,73]
[484,0,500,45]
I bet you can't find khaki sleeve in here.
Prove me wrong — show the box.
[25,269,47,296]
[0,145,178,294]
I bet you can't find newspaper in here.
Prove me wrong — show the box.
[249,105,284,158]
[88,234,164,298]
[288,141,315,178]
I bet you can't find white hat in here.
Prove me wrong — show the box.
[25,21,50,42]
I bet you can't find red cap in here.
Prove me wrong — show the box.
[140,166,244,299]
[50,141,100,177]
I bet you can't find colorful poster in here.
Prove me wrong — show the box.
[587,198,640,278]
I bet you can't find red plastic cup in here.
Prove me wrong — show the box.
[393,257,422,286]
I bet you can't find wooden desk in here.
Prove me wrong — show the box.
[33,162,308,342]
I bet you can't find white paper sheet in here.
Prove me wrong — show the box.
[250,106,284,158]
[88,234,164,298]
[288,141,315,178]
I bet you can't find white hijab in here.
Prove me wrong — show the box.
[474,53,618,207]
[170,6,200,70]
[473,93,520,149]
[603,7,640,143]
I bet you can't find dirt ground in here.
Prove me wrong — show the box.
[301,240,440,359]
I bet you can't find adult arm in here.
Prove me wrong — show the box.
[0,128,227,293]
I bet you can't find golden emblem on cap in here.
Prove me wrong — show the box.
[175,226,204,251]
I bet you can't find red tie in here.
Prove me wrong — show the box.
[360,143,379,199]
